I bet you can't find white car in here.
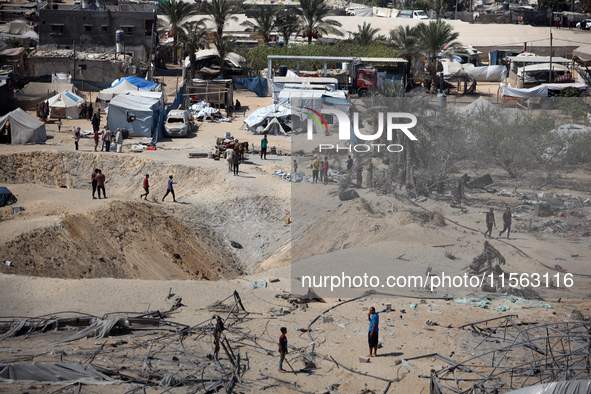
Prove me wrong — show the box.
[576,19,591,29]
[164,110,191,137]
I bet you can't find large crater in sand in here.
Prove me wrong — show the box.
[0,151,289,280]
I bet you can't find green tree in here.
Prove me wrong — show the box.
[203,0,238,37]
[213,34,236,77]
[415,20,466,82]
[389,25,419,58]
[349,22,380,46]
[296,0,343,44]
[158,0,199,64]
[241,6,277,44]
[180,20,209,80]
[275,11,300,45]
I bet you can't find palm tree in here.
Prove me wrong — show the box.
[296,0,343,44]
[389,25,419,58]
[180,20,209,80]
[158,0,199,64]
[203,0,238,37]
[275,11,299,45]
[414,20,466,80]
[350,22,380,46]
[213,34,236,77]
[241,6,277,44]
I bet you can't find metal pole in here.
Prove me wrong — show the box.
[73,41,76,80]
[267,57,272,97]
[549,31,553,83]
[148,13,156,80]
[455,0,458,19]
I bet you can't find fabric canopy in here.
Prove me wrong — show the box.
[508,380,591,394]
[112,76,158,90]
[500,83,548,98]
[48,90,86,119]
[234,77,268,97]
[244,104,291,130]
[99,79,165,103]
[15,82,78,110]
[0,108,46,144]
[184,49,245,68]
[106,94,160,138]
[465,65,508,82]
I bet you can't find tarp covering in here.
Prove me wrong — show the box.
[99,79,166,102]
[573,44,591,66]
[52,72,71,84]
[244,104,291,131]
[346,6,372,16]
[112,76,159,90]
[184,49,245,68]
[372,6,399,17]
[234,77,268,97]
[517,63,569,74]
[465,65,508,82]
[0,20,38,41]
[106,94,160,138]
[14,82,78,110]
[541,82,589,93]
[0,363,116,385]
[0,108,46,144]
[500,83,548,98]
[0,187,17,207]
[48,89,86,119]
[508,380,591,394]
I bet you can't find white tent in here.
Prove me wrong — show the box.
[0,108,46,145]
[106,94,160,138]
[98,79,166,103]
[183,49,245,69]
[48,90,86,119]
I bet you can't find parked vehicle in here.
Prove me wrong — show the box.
[164,110,191,137]
[399,9,428,19]
[576,19,591,29]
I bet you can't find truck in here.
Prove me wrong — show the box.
[398,9,429,19]
[348,61,408,96]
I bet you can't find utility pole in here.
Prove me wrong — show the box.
[73,41,77,80]
[148,13,156,81]
[549,30,553,83]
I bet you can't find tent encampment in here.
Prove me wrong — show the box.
[112,76,159,91]
[98,79,166,103]
[48,90,86,119]
[106,94,160,138]
[0,107,47,144]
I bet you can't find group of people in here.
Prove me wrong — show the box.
[485,207,512,239]
[92,126,123,153]
[139,174,177,202]
[223,142,249,176]
[79,102,94,120]
[90,169,107,199]
[311,156,330,184]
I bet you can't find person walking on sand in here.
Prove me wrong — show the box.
[91,168,98,199]
[91,112,100,134]
[368,307,379,357]
[485,208,496,238]
[93,128,99,152]
[162,175,177,202]
[346,155,353,174]
[74,127,80,151]
[141,174,150,200]
[278,327,288,373]
[312,155,319,183]
[458,173,468,202]
[225,147,235,172]
[115,128,123,153]
[356,165,363,188]
[323,156,329,185]
[232,150,240,176]
[57,119,62,132]
[261,134,268,160]
[102,126,112,152]
[367,160,373,188]
[96,169,107,199]
[499,207,512,239]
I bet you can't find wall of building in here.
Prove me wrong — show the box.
[29,56,135,85]
[39,4,156,62]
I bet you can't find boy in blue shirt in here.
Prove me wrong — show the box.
[368,307,379,357]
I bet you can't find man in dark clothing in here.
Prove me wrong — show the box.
[261,135,268,160]
[91,112,100,133]
[278,327,288,373]
[96,169,106,199]
[87,103,93,121]
[368,307,379,357]
[356,165,363,188]
[162,175,177,202]
[499,207,512,239]
[458,173,468,201]
[346,155,353,173]
[485,208,496,238]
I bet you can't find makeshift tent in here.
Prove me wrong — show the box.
[184,49,245,71]
[98,79,166,103]
[52,72,71,84]
[234,77,267,97]
[244,104,293,134]
[500,83,548,98]
[0,20,38,45]
[112,76,159,91]
[48,90,86,119]
[0,108,47,144]
[15,82,80,110]
[0,47,28,75]
[106,94,160,138]
[573,44,591,66]
[0,187,17,207]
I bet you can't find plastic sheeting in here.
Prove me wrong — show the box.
[0,108,46,144]
[507,380,591,394]
[99,79,166,103]
[372,6,399,17]
[234,77,268,97]
[15,82,79,110]
[244,104,291,131]
[0,363,116,385]
[500,83,548,98]
[0,187,16,207]
[465,65,508,82]
[112,76,159,90]
[106,94,160,138]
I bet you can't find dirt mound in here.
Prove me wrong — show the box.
[0,201,242,280]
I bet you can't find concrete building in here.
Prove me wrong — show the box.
[38,2,157,62]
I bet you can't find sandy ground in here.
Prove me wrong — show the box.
[1,80,591,393]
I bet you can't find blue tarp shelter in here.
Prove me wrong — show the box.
[234,77,267,97]
[112,76,159,90]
